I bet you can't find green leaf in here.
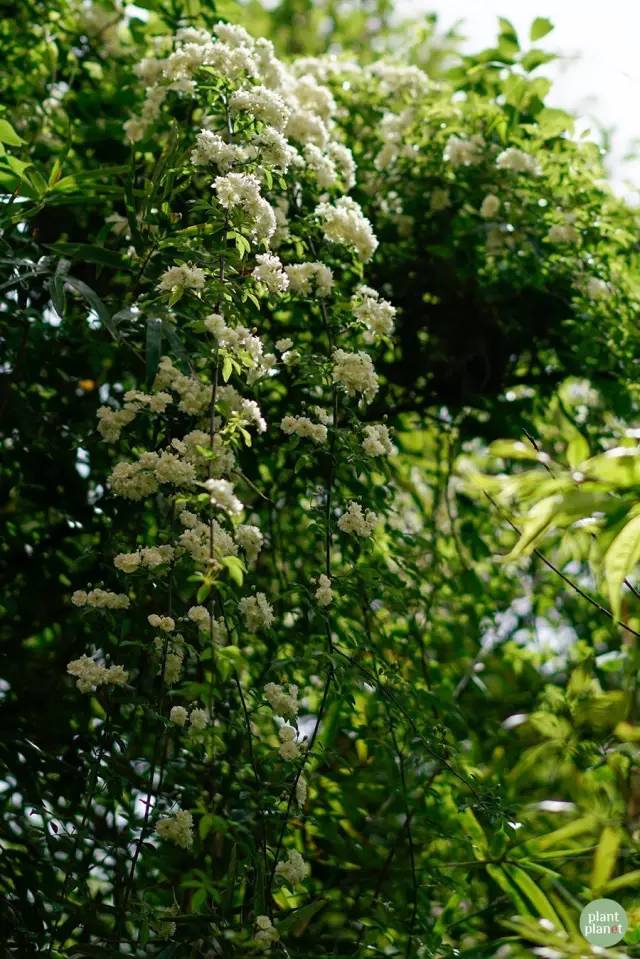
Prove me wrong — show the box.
[461,809,488,858]
[584,448,640,487]
[504,864,563,928]
[222,355,233,383]
[47,242,129,271]
[277,899,328,936]
[591,825,622,894]
[64,275,119,340]
[520,49,556,73]
[605,869,640,893]
[536,107,574,139]
[566,434,589,468]
[196,583,211,603]
[221,555,245,587]
[530,17,554,41]
[486,864,529,914]
[0,118,24,146]
[489,439,541,461]
[603,513,640,619]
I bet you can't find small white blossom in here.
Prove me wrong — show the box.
[315,574,333,606]
[480,194,500,218]
[67,655,128,693]
[280,415,327,444]
[285,262,334,297]
[264,682,299,718]
[332,349,379,403]
[148,613,175,632]
[71,589,129,609]
[157,263,206,295]
[296,775,308,808]
[189,706,209,730]
[239,593,274,631]
[352,286,396,342]
[254,915,279,950]
[156,809,194,849]
[275,849,308,887]
[362,423,394,456]
[170,705,188,726]
[443,134,484,167]
[205,478,243,515]
[496,147,541,175]
[190,129,248,170]
[213,172,276,242]
[338,501,378,538]
[278,723,302,760]
[235,524,263,563]
[251,253,289,294]
[585,276,610,299]
[315,197,378,261]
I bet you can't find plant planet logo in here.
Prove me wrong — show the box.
[580,898,628,946]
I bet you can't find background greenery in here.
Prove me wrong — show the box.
[3,2,640,957]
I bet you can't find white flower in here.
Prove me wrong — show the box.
[189,706,209,730]
[546,220,579,244]
[362,424,394,456]
[280,415,327,444]
[585,277,610,299]
[229,85,290,130]
[278,723,301,760]
[205,478,243,514]
[114,551,142,573]
[157,263,206,294]
[253,127,298,172]
[315,574,333,606]
[443,134,484,167]
[275,337,293,352]
[496,147,541,175]
[156,809,194,849]
[315,197,378,261]
[264,682,299,718]
[275,849,308,887]
[236,524,263,563]
[285,262,334,297]
[480,194,500,218]
[148,613,175,631]
[338,501,378,538]
[190,129,248,170]
[97,405,137,443]
[251,253,289,293]
[239,593,274,631]
[254,915,279,950]
[188,605,210,629]
[71,589,130,609]
[170,705,188,726]
[213,172,276,242]
[352,286,396,342]
[67,655,128,693]
[296,775,307,808]
[332,349,379,403]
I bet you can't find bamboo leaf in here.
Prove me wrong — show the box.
[591,825,622,894]
[603,513,640,619]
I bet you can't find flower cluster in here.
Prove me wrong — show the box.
[156,809,194,849]
[67,655,128,693]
